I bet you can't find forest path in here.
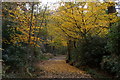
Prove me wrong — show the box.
[35,55,93,79]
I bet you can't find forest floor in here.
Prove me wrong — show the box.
[35,55,94,79]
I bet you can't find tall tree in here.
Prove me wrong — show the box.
[47,2,118,61]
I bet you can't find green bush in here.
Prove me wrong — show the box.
[71,36,108,67]
[101,21,120,78]
[101,55,120,78]
[2,43,46,78]
[106,21,120,56]
[2,45,27,72]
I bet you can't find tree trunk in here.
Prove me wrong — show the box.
[107,3,116,27]
[66,40,73,63]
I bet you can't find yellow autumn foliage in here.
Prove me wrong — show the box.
[47,2,119,46]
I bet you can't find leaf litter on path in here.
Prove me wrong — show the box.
[35,55,94,79]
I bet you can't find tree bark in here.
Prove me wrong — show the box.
[66,40,73,63]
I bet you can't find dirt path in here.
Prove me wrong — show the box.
[35,55,93,79]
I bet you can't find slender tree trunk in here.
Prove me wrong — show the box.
[66,40,73,63]
[107,3,116,27]
[26,2,34,77]
[73,41,77,49]
[28,3,34,44]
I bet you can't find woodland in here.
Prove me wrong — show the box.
[1,1,120,79]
